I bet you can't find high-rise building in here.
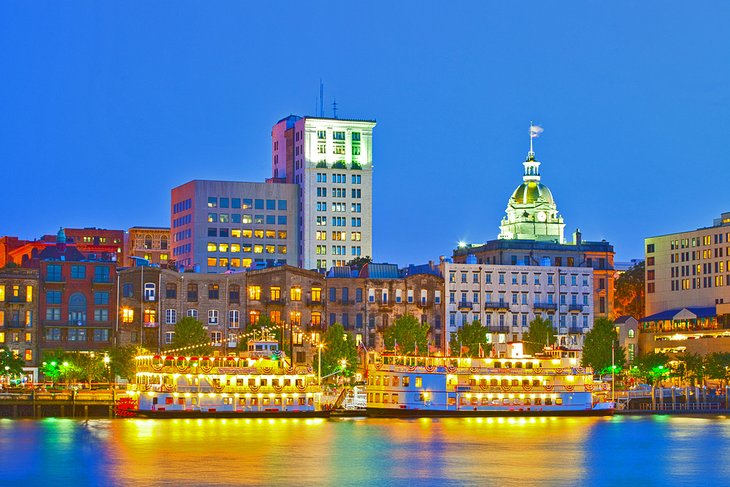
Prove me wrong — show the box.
[170,180,299,273]
[640,211,730,355]
[271,115,376,271]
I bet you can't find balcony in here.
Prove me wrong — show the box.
[417,300,430,308]
[5,321,26,328]
[339,299,355,305]
[568,327,584,334]
[533,302,557,311]
[306,299,323,307]
[487,325,509,333]
[568,304,584,312]
[457,301,473,311]
[484,301,510,310]
[264,297,285,306]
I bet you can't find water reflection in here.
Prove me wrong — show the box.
[1,416,729,486]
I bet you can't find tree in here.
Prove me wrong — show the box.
[169,317,212,355]
[0,347,25,384]
[65,353,106,386]
[346,256,372,270]
[614,261,645,319]
[107,345,138,382]
[382,314,429,355]
[581,317,626,374]
[41,350,72,385]
[681,352,705,387]
[449,320,491,357]
[631,352,670,386]
[314,323,359,378]
[522,316,556,355]
[704,352,730,387]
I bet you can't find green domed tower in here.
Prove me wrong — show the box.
[498,146,565,243]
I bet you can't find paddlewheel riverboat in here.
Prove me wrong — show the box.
[128,338,326,418]
[366,343,613,417]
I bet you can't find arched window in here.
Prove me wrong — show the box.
[160,236,168,250]
[68,292,87,325]
[144,283,156,301]
[628,329,635,339]
[144,235,153,250]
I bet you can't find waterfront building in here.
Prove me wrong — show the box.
[0,267,39,381]
[326,262,444,351]
[613,315,638,364]
[453,142,615,320]
[33,230,117,355]
[271,115,376,271]
[63,227,124,264]
[117,267,247,353]
[125,227,171,267]
[245,265,326,364]
[640,212,730,355]
[441,260,593,349]
[170,180,299,273]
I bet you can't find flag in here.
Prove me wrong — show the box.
[530,125,543,138]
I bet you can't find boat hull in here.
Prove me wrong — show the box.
[366,407,614,418]
[133,409,332,419]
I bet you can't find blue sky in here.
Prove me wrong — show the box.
[1,1,729,265]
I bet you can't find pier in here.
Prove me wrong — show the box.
[0,390,123,419]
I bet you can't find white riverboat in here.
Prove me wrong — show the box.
[366,343,614,417]
[128,338,326,418]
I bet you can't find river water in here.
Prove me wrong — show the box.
[1,415,728,486]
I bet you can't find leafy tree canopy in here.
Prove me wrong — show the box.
[107,345,139,381]
[383,314,429,355]
[346,256,372,270]
[522,316,556,355]
[581,317,627,373]
[614,261,645,319]
[449,320,491,357]
[0,346,25,379]
[314,323,359,378]
[169,316,212,355]
[704,352,730,386]
[631,352,670,386]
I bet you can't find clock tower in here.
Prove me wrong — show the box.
[498,146,565,243]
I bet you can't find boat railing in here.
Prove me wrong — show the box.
[132,384,322,395]
[135,364,314,375]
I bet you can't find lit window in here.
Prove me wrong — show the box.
[122,308,134,323]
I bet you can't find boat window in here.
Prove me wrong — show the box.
[392,376,400,387]
[284,379,291,386]
[415,377,422,388]
[375,376,381,386]
[274,397,282,406]
[545,398,553,405]
[236,379,244,387]
[501,379,509,386]
[260,379,268,387]
[375,393,380,403]
[391,394,398,404]
[238,398,245,406]
[479,379,487,387]
[248,378,256,386]
[555,398,563,405]
[178,398,185,406]
[526,362,533,369]
[223,397,233,405]
[532,379,540,386]
[192,397,198,405]
[298,398,306,405]
[308,398,314,406]
[272,379,279,386]
[502,398,510,405]
[524,398,532,405]
[481,398,489,405]
[534,398,541,405]
[504,362,512,369]
[448,397,456,406]
[494,362,502,368]
[490,379,498,386]
[403,377,410,387]
[492,399,500,405]
[522,379,530,386]
[383,377,390,386]
[251,398,258,406]
[511,379,519,386]
[513,398,521,405]
[296,379,303,387]
[515,362,523,369]
[165,397,173,405]
[263,398,271,405]
[468,379,477,386]
[383,395,389,404]
[460,397,467,405]
[286,397,293,405]
[470,397,478,405]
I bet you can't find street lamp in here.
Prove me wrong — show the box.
[318,343,324,386]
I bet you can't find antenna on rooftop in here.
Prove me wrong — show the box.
[332,97,338,119]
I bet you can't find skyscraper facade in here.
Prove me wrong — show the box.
[271,116,376,271]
